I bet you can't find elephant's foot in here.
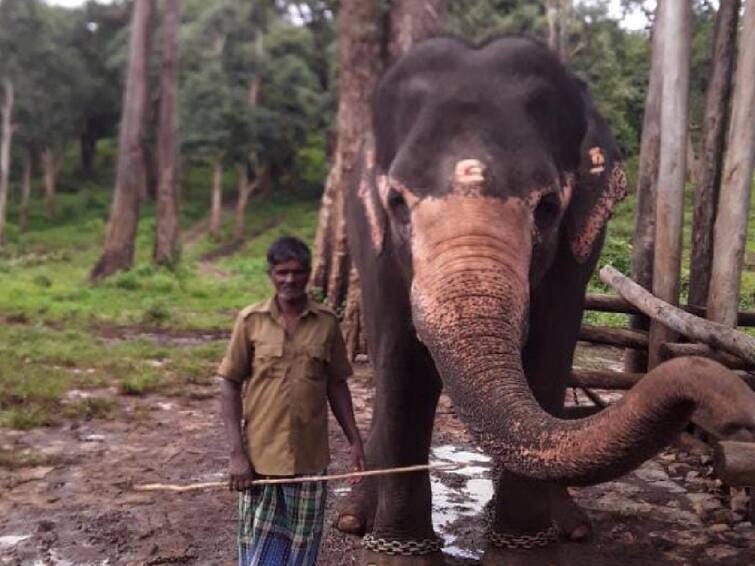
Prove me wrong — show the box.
[550,487,592,542]
[481,544,563,566]
[335,479,377,535]
[361,548,445,566]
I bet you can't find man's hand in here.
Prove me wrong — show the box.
[229,451,257,492]
[349,440,366,484]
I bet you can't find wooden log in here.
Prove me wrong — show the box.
[563,405,604,419]
[600,266,755,365]
[707,0,755,327]
[578,325,648,349]
[569,369,643,390]
[649,0,692,368]
[714,441,755,486]
[660,342,754,371]
[583,294,755,326]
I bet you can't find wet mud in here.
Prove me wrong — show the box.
[1,352,754,565]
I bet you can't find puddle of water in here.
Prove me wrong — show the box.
[0,534,31,548]
[431,444,493,560]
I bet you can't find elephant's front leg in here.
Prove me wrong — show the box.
[488,238,599,549]
[360,343,444,564]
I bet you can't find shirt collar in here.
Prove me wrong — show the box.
[265,295,319,321]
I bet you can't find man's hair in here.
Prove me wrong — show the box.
[266,236,311,269]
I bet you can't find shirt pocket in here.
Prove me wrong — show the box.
[304,342,330,381]
[253,341,285,380]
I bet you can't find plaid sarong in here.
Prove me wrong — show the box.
[238,474,327,566]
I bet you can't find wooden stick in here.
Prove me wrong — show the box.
[584,293,755,326]
[714,441,755,486]
[578,325,648,349]
[133,463,460,493]
[600,266,755,365]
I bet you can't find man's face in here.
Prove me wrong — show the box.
[269,259,310,302]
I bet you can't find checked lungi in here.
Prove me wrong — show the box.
[238,475,328,566]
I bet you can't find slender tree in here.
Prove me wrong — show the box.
[626,0,664,372]
[91,0,154,280]
[0,80,13,244]
[648,0,691,368]
[154,0,181,265]
[19,147,32,232]
[310,0,383,306]
[706,0,755,327]
[387,0,447,63]
[688,0,740,308]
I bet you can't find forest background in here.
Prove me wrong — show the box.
[0,0,752,431]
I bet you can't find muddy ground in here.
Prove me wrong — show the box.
[2,347,755,565]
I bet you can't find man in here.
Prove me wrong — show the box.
[218,236,365,566]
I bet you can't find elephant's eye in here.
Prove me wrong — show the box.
[387,188,410,224]
[534,192,561,231]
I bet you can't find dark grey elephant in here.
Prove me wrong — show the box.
[338,36,755,564]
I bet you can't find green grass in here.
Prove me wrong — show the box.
[1,151,754,431]
[0,157,320,429]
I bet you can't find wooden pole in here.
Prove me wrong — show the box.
[688,0,741,308]
[578,325,648,350]
[601,266,755,366]
[648,0,691,368]
[714,441,755,486]
[706,1,755,328]
[627,0,665,373]
[584,293,755,326]
[660,342,754,372]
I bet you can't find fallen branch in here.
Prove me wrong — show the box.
[133,463,459,493]
[599,266,755,365]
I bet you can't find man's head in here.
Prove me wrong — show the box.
[266,236,311,302]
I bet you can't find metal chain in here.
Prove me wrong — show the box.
[484,506,559,550]
[362,533,444,556]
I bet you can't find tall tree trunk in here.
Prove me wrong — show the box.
[0,79,13,245]
[41,148,60,220]
[19,148,31,232]
[91,0,154,281]
[707,1,755,328]
[626,0,665,373]
[153,0,181,266]
[648,0,691,368]
[546,0,560,54]
[310,0,383,301]
[342,265,362,360]
[80,132,97,177]
[234,163,264,240]
[688,0,740,309]
[209,157,223,238]
[386,0,447,64]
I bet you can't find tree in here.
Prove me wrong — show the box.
[310,0,382,306]
[0,80,13,244]
[688,0,740,308]
[91,0,154,281]
[154,0,181,265]
[706,0,755,327]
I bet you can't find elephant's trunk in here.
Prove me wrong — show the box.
[411,194,755,485]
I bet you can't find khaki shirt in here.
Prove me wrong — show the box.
[218,297,353,476]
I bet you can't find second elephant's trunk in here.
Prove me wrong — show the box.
[410,194,755,485]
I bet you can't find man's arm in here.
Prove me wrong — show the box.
[327,379,365,474]
[220,376,256,491]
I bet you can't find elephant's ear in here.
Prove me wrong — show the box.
[355,133,388,255]
[564,105,628,263]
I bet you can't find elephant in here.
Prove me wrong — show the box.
[337,36,755,564]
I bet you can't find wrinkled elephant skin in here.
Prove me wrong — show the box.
[340,36,755,564]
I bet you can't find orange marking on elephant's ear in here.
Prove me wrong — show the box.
[570,162,628,263]
[589,146,606,175]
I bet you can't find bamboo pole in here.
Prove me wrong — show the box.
[628,0,665,373]
[601,266,755,365]
[583,293,755,326]
[133,463,459,493]
[578,325,648,350]
[649,0,691,368]
[706,1,755,328]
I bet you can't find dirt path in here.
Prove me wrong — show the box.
[1,360,754,565]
